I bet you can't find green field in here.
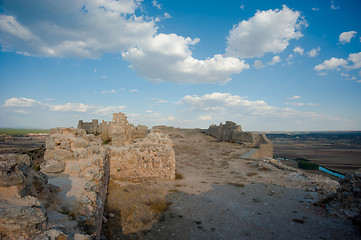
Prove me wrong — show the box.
[0,128,49,135]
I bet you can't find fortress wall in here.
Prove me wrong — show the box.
[109,131,175,180]
[41,127,109,239]
[206,121,273,159]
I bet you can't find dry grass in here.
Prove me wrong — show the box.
[149,199,171,214]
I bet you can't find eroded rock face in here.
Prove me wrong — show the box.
[326,168,361,219]
[109,131,175,180]
[41,127,110,239]
[0,154,54,239]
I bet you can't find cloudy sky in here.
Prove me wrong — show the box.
[0,0,360,131]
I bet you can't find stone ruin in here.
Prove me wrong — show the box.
[77,113,148,146]
[0,112,175,239]
[205,121,273,159]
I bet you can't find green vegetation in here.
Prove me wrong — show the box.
[0,128,49,135]
[298,160,319,170]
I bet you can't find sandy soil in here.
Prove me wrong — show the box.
[103,129,361,240]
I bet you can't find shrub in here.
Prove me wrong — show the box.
[298,161,319,170]
[175,171,184,180]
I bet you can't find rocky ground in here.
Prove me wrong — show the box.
[102,129,361,240]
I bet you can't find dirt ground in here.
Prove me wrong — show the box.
[267,132,361,175]
[102,129,361,240]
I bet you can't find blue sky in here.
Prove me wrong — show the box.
[0,0,360,131]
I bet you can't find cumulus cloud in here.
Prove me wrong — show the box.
[293,46,304,55]
[4,97,40,107]
[314,52,361,72]
[346,52,361,70]
[0,0,155,58]
[314,57,348,71]
[254,60,264,69]
[2,97,125,115]
[307,47,320,57]
[267,56,281,65]
[179,93,324,122]
[129,89,138,93]
[226,5,306,58]
[49,103,93,112]
[339,31,357,44]
[122,33,249,84]
[312,7,320,11]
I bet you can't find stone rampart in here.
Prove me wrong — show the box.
[109,131,175,180]
[41,127,110,239]
[78,113,149,145]
[206,121,273,158]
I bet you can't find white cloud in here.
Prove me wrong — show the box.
[0,0,156,58]
[317,72,327,76]
[4,97,40,107]
[101,75,108,79]
[163,12,171,19]
[3,97,125,115]
[129,89,138,93]
[122,33,249,84]
[315,52,361,72]
[226,5,306,58]
[198,114,212,120]
[331,1,339,10]
[346,52,361,70]
[92,106,126,116]
[285,102,319,107]
[179,92,324,121]
[293,46,304,55]
[307,47,320,57]
[254,60,264,69]
[287,95,301,100]
[152,0,161,9]
[101,89,116,94]
[341,73,350,77]
[339,31,357,44]
[49,103,93,112]
[267,56,281,65]
[312,7,320,11]
[240,5,245,10]
[314,57,348,71]
[146,110,154,113]
[146,98,169,104]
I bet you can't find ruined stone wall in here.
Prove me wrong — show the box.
[78,113,149,144]
[206,121,273,158]
[78,119,100,134]
[130,124,148,139]
[41,128,110,239]
[247,141,274,159]
[109,131,175,180]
